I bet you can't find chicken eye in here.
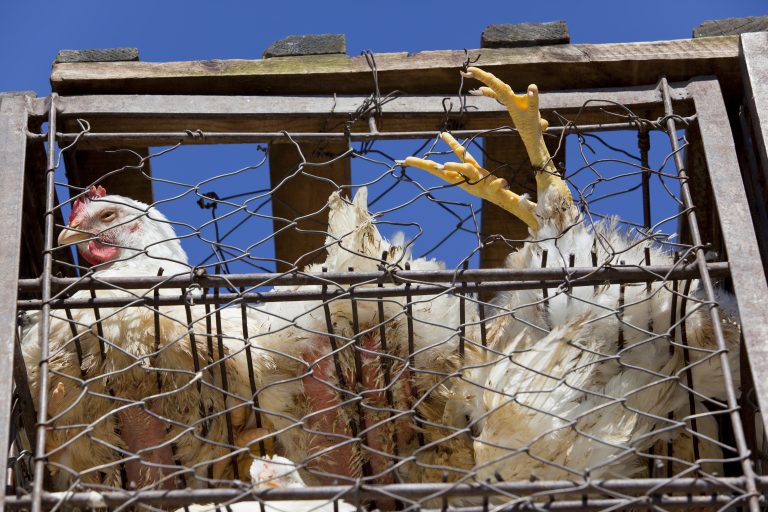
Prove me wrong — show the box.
[100,211,116,223]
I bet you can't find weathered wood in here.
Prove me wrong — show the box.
[62,142,154,206]
[693,16,768,38]
[680,122,721,253]
[740,33,768,197]
[43,86,689,149]
[689,78,768,439]
[55,47,139,63]
[0,95,30,510]
[269,142,351,272]
[50,37,741,97]
[481,21,569,48]
[739,32,768,274]
[263,34,346,58]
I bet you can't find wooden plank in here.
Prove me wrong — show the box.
[45,86,689,150]
[55,47,139,63]
[0,95,30,510]
[689,78,768,440]
[54,85,678,117]
[680,122,722,253]
[481,21,569,48]
[263,34,345,58]
[740,32,768,197]
[693,16,768,38]
[269,142,351,272]
[50,37,741,97]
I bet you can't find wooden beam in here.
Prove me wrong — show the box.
[50,37,741,97]
[269,142,351,272]
[479,25,567,275]
[740,32,768,194]
[693,16,768,38]
[41,85,689,151]
[0,95,30,511]
[53,48,154,207]
[689,77,768,445]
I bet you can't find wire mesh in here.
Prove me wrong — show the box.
[10,66,766,512]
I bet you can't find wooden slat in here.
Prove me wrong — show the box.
[0,95,30,510]
[40,86,690,151]
[50,37,741,97]
[689,77,768,439]
[269,142,351,272]
[740,32,768,196]
[680,122,721,253]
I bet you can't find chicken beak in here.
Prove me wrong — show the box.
[57,226,93,246]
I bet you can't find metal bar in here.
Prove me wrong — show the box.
[5,476,765,508]
[426,496,761,512]
[16,263,732,310]
[666,77,761,512]
[0,95,31,510]
[30,94,58,512]
[17,262,730,293]
[50,122,675,146]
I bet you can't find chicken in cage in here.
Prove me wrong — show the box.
[12,66,764,512]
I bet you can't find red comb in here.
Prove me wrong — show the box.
[69,185,107,224]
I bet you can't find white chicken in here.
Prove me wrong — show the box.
[22,185,278,490]
[246,187,474,488]
[400,67,740,483]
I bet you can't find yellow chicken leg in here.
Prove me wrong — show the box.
[399,67,573,229]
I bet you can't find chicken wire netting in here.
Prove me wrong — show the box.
[10,71,766,512]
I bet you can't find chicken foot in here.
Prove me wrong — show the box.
[398,66,573,228]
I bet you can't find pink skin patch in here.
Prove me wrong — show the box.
[360,334,394,484]
[301,342,358,484]
[80,240,120,266]
[117,407,176,490]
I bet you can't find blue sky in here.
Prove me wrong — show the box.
[2,1,764,273]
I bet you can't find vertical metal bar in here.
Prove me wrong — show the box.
[403,263,424,447]
[375,258,397,458]
[321,267,348,392]
[213,288,239,480]
[30,94,55,512]
[348,281,370,479]
[458,261,467,359]
[240,288,265,457]
[668,78,761,511]
[638,127,652,230]
[477,294,487,348]
[678,278,701,465]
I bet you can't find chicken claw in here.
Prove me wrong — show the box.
[399,67,574,228]
[399,132,538,230]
